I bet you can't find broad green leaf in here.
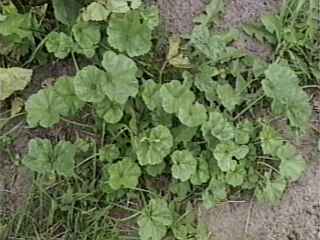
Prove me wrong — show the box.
[191,25,234,63]
[53,141,76,177]
[217,83,241,112]
[53,76,84,116]
[261,15,282,40]
[145,162,166,177]
[0,67,32,100]
[225,164,245,187]
[177,102,207,127]
[99,144,120,162]
[136,125,173,166]
[242,167,259,190]
[22,138,52,174]
[82,2,110,21]
[190,157,210,185]
[260,124,283,155]
[0,13,33,40]
[45,32,73,59]
[151,109,173,127]
[23,139,76,177]
[107,11,152,57]
[202,178,227,209]
[73,66,106,103]
[255,176,286,204]
[202,111,234,141]
[52,0,80,25]
[169,181,191,200]
[172,125,197,145]
[96,98,123,124]
[142,80,162,111]
[263,64,312,132]
[101,51,138,104]
[194,64,218,103]
[214,142,249,172]
[73,44,96,58]
[160,80,195,114]
[72,21,100,58]
[171,150,197,182]
[72,22,101,49]
[277,143,306,182]
[108,158,141,190]
[138,198,173,240]
[172,221,195,240]
[234,121,253,145]
[141,6,160,30]
[26,88,67,128]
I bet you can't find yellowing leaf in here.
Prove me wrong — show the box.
[10,97,24,116]
[0,67,32,100]
[167,36,191,69]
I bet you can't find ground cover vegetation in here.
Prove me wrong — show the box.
[0,0,319,239]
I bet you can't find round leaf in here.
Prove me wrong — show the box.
[96,98,123,124]
[108,158,141,190]
[101,51,138,104]
[141,80,162,111]
[171,150,197,182]
[72,21,101,49]
[73,66,106,103]
[277,143,306,182]
[190,157,210,185]
[177,102,207,127]
[160,80,195,114]
[201,111,234,141]
[217,83,241,112]
[26,88,68,128]
[136,125,173,166]
[138,198,173,240]
[45,32,73,59]
[107,11,152,57]
[53,141,76,177]
[22,138,53,174]
[53,76,84,116]
[213,142,245,172]
[82,2,110,21]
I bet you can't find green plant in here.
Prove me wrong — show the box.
[1,0,318,239]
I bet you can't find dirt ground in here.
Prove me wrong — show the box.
[1,1,319,239]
